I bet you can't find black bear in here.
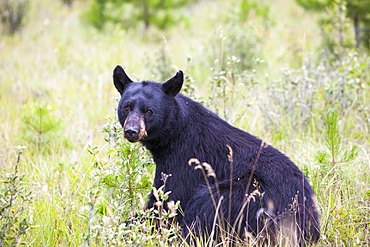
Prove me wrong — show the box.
[113,65,320,245]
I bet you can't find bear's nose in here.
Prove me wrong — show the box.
[124,127,139,141]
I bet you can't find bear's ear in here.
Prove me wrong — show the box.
[113,65,133,94]
[162,70,183,97]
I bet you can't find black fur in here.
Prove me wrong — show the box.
[113,66,320,244]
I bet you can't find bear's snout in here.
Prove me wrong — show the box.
[123,111,147,142]
[124,127,140,142]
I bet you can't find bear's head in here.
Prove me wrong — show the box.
[113,65,183,142]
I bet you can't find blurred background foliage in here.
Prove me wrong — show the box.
[0,0,30,35]
[0,0,369,246]
[1,0,369,51]
[295,0,370,51]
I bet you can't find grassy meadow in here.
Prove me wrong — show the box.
[0,0,369,246]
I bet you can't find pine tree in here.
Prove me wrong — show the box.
[85,0,194,30]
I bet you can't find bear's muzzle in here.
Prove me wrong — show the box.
[123,112,147,142]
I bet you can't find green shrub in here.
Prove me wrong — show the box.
[80,112,182,245]
[0,146,33,246]
[259,51,369,140]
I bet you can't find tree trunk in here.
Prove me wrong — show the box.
[354,15,360,48]
[142,0,150,30]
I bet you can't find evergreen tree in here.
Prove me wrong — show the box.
[85,0,194,30]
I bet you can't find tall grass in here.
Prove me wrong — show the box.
[0,0,369,246]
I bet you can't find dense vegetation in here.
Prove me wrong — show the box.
[0,0,369,246]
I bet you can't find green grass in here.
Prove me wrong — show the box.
[0,0,369,246]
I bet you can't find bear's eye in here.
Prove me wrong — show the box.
[146,108,153,115]
[123,105,130,111]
